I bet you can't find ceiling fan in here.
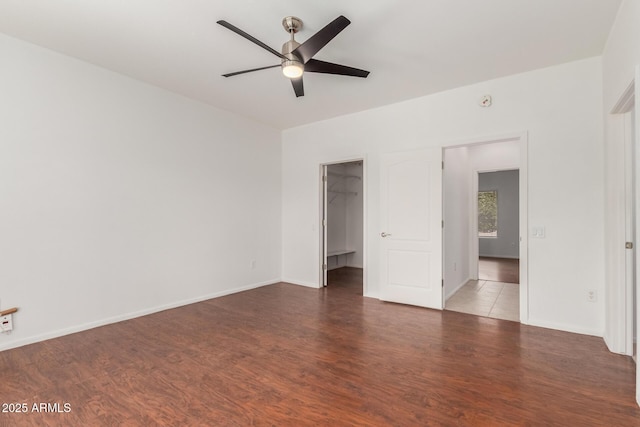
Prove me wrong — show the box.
[217,15,370,97]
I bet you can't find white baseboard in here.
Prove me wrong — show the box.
[526,317,604,338]
[445,276,471,301]
[280,278,320,289]
[0,279,279,352]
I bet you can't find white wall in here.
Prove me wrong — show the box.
[602,0,640,354]
[443,146,471,298]
[345,162,364,268]
[478,170,520,259]
[282,57,605,336]
[603,0,640,112]
[468,141,520,172]
[0,34,282,351]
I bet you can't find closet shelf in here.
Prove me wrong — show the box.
[328,190,358,204]
[327,249,355,257]
[328,171,361,180]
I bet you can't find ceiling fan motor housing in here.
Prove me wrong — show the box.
[281,19,303,76]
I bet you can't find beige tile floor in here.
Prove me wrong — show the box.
[445,280,520,321]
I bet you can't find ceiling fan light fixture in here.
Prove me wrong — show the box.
[218,15,369,97]
[282,60,304,78]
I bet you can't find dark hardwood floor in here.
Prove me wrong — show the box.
[479,256,519,283]
[327,266,363,290]
[1,268,639,426]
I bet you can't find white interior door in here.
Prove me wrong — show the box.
[380,148,443,309]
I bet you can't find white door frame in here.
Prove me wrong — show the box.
[635,67,640,406]
[624,106,636,357]
[321,164,329,287]
[319,158,367,293]
[608,74,637,357]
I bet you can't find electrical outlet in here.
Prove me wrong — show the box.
[0,314,13,332]
[587,289,597,303]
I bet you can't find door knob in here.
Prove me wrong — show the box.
[381,232,392,238]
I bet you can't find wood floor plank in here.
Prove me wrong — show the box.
[1,268,638,426]
[479,256,519,283]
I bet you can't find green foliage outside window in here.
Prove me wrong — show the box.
[478,191,497,237]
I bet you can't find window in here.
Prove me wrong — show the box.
[478,190,497,237]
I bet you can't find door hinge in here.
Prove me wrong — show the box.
[626,242,634,249]
[441,279,444,287]
[322,219,326,227]
[442,161,444,170]
[323,264,327,270]
[442,220,444,228]
[322,175,328,182]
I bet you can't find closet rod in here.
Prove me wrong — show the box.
[328,190,358,195]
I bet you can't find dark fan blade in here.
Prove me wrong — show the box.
[292,15,350,64]
[217,20,288,60]
[304,59,369,78]
[223,64,280,77]
[291,77,304,97]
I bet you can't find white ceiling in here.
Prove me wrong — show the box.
[0,1,622,130]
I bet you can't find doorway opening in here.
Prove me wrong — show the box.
[321,160,364,294]
[442,137,528,323]
[472,169,520,320]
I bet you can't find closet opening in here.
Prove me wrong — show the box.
[321,160,364,293]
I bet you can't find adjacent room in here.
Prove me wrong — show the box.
[1,0,640,425]
[446,168,521,321]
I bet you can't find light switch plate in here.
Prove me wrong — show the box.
[532,226,546,238]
